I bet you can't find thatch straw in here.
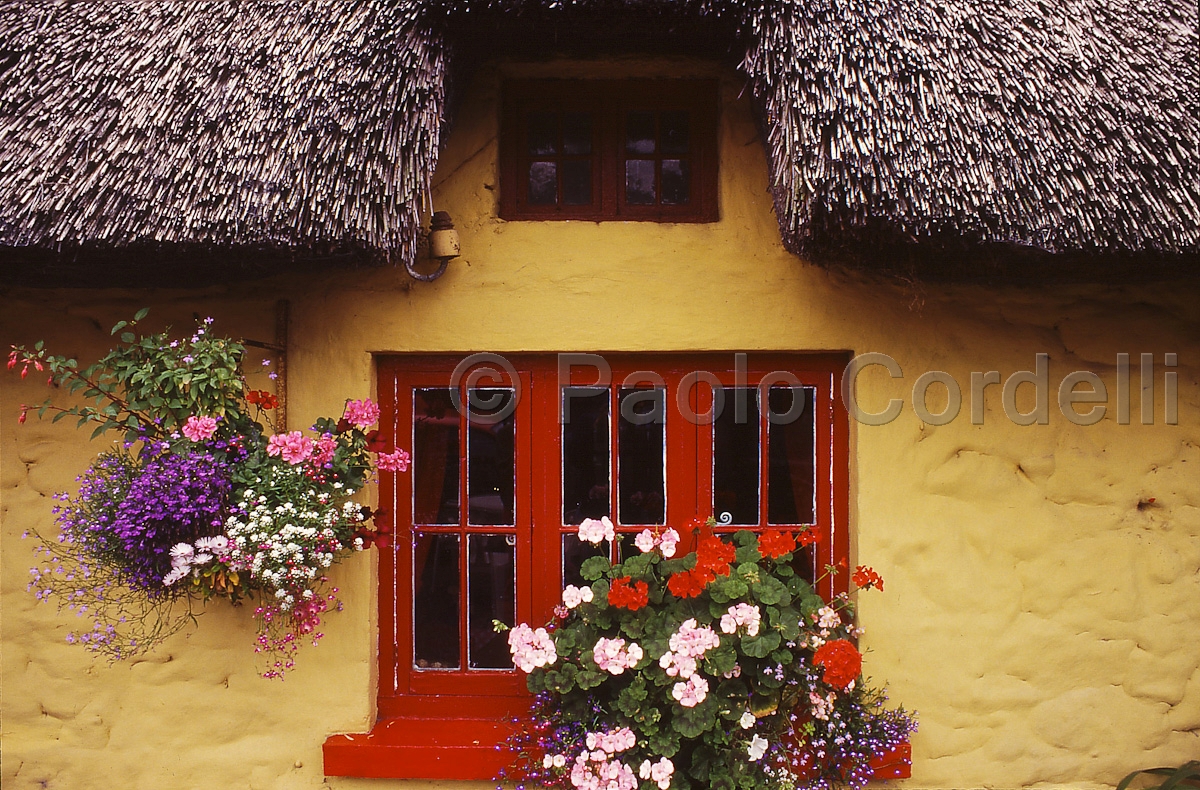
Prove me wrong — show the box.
[1,0,1196,280]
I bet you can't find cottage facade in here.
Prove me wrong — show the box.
[2,2,1198,788]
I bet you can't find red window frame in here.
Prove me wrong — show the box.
[499,81,719,223]
[324,353,892,779]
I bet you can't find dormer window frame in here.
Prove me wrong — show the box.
[499,79,719,223]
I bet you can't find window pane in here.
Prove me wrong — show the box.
[660,111,689,155]
[625,111,656,155]
[528,111,557,156]
[563,387,610,525]
[625,160,656,205]
[414,388,459,525]
[528,162,558,205]
[563,112,592,156]
[562,159,592,206]
[467,389,515,525]
[714,387,759,525]
[414,532,460,669]
[468,534,515,669]
[767,387,816,525]
[563,533,607,589]
[661,159,690,205]
[618,388,665,525]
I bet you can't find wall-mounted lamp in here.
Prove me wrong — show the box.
[405,211,461,282]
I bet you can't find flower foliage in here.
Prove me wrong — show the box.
[502,524,915,790]
[12,311,409,677]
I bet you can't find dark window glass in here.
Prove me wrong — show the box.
[529,162,558,205]
[562,160,592,206]
[660,111,689,155]
[467,389,515,526]
[413,388,459,525]
[626,111,656,155]
[563,112,593,156]
[413,532,460,669]
[562,387,610,525]
[528,112,557,156]
[617,388,665,525]
[714,387,759,525]
[562,533,607,588]
[661,160,690,205]
[767,387,816,525]
[467,534,515,669]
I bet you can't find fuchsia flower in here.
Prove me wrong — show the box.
[376,448,410,473]
[182,415,218,442]
[342,398,381,429]
[266,431,314,465]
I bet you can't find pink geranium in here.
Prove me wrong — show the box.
[343,398,381,429]
[266,431,314,464]
[182,415,218,442]
[312,435,339,466]
[377,448,410,473]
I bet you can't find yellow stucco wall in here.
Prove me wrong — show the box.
[2,59,1198,789]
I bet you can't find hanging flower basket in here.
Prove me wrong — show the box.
[11,310,409,678]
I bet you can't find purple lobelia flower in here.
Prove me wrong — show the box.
[55,449,231,594]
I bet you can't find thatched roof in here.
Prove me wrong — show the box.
[1,0,1197,283]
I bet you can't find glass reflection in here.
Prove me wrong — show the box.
[563,112,593,156]
[413,532,460,669]
[562,160,591,206]
[618,388,665,525]
[767,387,816,525]
[529,162,557,205]
[661,160,690,205]
[563,388,610,525]
[468,534,515,669]
[467,389,515,526]
[414,388,459,525]
[714,387,759,524]
[625,160,656,205]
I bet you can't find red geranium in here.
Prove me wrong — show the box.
[813,639,862,689]
[797,527,819,548]
[607,576,650,610]
[667,567,712,598]
[695,536,735,576]
[852,565,884,591]
[757,529,796,559]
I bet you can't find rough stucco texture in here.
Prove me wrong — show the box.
[2,61,1199,789]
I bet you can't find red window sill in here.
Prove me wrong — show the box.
[324,715,521,779]
[324,720,910,781]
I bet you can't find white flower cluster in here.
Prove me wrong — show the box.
[223,486,364,611]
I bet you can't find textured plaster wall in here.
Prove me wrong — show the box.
[2,59,1198,789]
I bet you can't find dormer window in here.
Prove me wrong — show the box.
[499,80,718,222]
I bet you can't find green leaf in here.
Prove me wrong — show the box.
[741,631,781,658]
[671,695,719,738]
[580,555,612,581]
[120,332,135,344]
[110,321,128,336]
[133,307,150,321]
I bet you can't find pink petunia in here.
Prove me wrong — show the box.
[343,398,381,429]
[377,448,410,473]
[266,431,314,465]
[182,415,218,442]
